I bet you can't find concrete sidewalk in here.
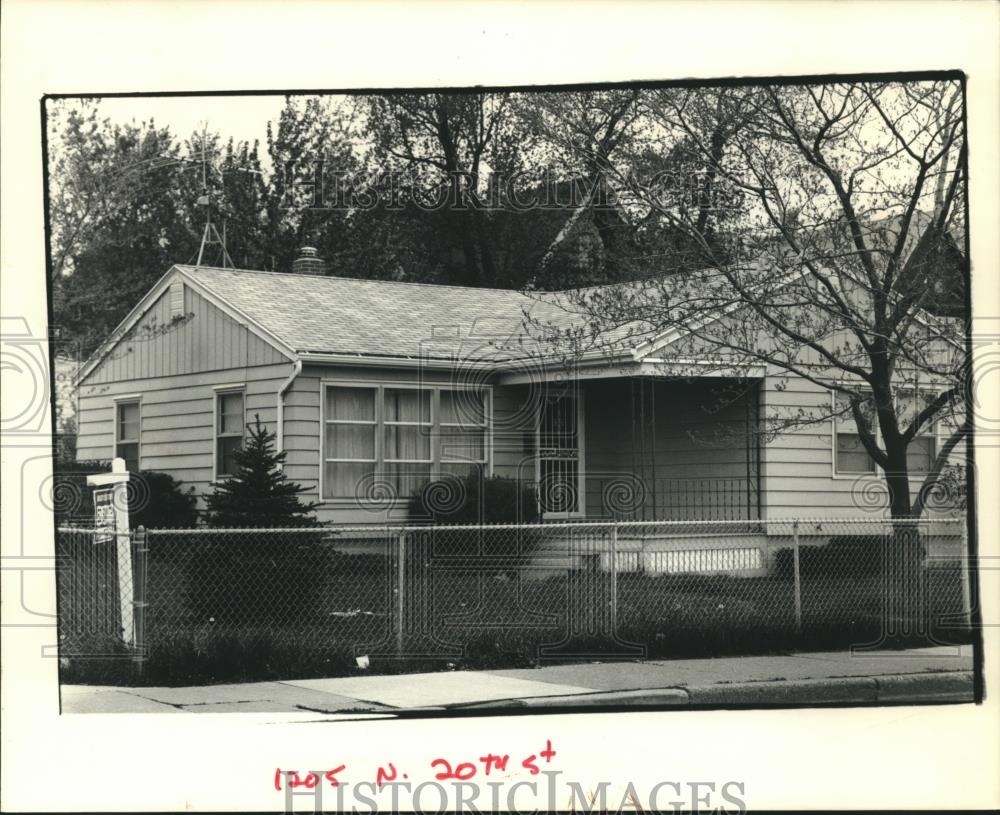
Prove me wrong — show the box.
[61,645,974,715]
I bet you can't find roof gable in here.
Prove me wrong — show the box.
[74,266,295,385]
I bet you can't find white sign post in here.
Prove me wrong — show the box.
[87,458,134,646]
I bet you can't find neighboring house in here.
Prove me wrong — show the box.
[72,251,961,525]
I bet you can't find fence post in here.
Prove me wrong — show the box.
[396,530,406,656]
[131,526,148,675]
[610,523,619,631]
[959,519,972,630]
[792,521,803,634]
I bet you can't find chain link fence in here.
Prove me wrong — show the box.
[56,518,972,684]
[56,526,142,663]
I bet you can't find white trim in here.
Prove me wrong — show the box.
[300,352,498,371]
[318,378,494,504]
[74,265,297,386]
[213,387,246,481]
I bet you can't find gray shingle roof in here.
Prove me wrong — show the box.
[178,265,610,363]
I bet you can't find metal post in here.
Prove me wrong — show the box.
[609,523,619,631]
[959,520,972,630]
[131,526,148,675]
[396,530,406,655]
[792,521,803,634]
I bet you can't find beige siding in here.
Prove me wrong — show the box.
[76,281,293,507]
[76,362,292,498]
[759,370,961,519]
[85,283,287,385]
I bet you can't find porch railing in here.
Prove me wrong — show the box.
[581,475,760,521]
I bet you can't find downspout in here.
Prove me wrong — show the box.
[276,358,303,460]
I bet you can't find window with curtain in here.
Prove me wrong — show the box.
[215,390,245,478]
[834,391,877,474]
[384,388,432,496]
[322,384,489,500]
[115,400,140,472]
[324,386,377,498]
[440,389,488,480]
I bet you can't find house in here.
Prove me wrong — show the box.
[72,249,962,526]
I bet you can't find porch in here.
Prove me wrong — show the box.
[500,376,762,522]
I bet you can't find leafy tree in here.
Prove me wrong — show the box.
[204,415,320,527]
[48,104,198,356]
[48,103,274,357]
[264,96,360,272]
[364,92,540,287]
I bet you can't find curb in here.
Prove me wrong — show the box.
[446,671,973,710]
[875,671,974,703]
[687,676,878,705]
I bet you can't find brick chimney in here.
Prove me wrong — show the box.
[291,246,327,276]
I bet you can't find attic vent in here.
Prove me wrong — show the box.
[169,279,185,317]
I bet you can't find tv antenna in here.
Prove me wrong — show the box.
[179,123,262,268]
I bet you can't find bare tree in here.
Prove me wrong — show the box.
[530,81,968,519]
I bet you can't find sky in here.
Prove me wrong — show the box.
[47,94,303,168]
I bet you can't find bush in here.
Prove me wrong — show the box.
[51,461,197,528]
[408,472,539,525]
[774,535,883,580]
[130,471,199,529]
[51,459,109,525]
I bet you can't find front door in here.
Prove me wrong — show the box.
[537,384,584,516]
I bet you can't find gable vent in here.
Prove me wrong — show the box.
[169,279,185,317]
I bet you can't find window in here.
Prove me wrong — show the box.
[537,386,582,514]
[384,388,432,496]
[115,400,140,472]
[833,388,941,475]
[836,433,876,474]
[906,436,937,473]
[324,386,377,498]
[440,389,488,480]
[215,390,245,478]
[834,392,876,474]
[899,390,938,473]
[322,383,490,500]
